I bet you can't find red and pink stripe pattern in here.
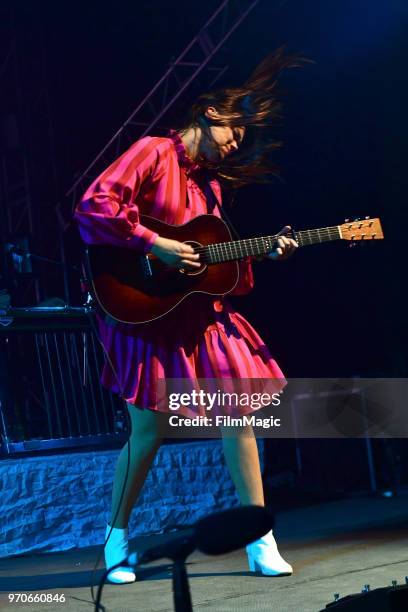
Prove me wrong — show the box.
[75,131,285,415]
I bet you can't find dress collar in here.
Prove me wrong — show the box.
[168,129,221,206]
[168,130,201,172]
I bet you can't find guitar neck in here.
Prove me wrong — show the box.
[201,225,341,264]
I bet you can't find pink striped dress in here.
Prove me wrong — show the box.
[75,131,285,416]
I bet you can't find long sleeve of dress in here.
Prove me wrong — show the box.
[74,137,160,254]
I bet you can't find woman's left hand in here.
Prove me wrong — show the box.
[268,225,298,260]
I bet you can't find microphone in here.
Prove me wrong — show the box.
[195,505,274,555]
[126,505,274,566]
[128,527,196,566]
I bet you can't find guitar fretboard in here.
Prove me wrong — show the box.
[198,226,341,264]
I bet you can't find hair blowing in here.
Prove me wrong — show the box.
[181,46,311,189]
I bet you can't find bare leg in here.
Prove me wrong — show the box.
[220,424,265,506]
[110,403,167,528]
[220,424,293,575]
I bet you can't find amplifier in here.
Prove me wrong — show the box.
[322,583,408,611]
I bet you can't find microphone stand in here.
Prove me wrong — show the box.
[5,244,79,273]
[172,551,193,612]
[143,531,195,612]
[95,530,195,612]
[95,506,274,612]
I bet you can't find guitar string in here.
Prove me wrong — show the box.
[190,221,375,256]
[192,227,342,261]
[174,221,377,265]
[192,227,340,250]
[189,224,380,264]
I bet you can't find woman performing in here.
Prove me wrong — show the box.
[75,47,302,584]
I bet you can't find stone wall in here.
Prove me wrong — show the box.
[0,439,263,558]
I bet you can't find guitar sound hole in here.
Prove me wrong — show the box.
[179,240,207,276]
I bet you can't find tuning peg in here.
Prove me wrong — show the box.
[365,216,370,220]
[405,577,408,584]
[361,585,370,593]
[354,217,360,222]
[344,218,350,223]
[392,580,398,587]
[333,594,340,601]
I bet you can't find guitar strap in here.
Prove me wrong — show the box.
[179,166,187,209]
[208,180,242,241]
[179,164,242,240]
[214,199,242,241]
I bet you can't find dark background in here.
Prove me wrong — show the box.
[1,1,407,382]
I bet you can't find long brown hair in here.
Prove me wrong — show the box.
[181,46,310,189]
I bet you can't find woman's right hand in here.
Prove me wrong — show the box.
[150,236,201,270]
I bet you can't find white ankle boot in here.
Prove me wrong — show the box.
[104,524,136,584]
[246,530,293,576]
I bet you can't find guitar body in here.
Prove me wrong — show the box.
[86,214,239,324]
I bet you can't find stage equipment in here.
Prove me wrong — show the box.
[95,505,274,612]
[1,7,60,305]
[0,306,125,455]
[4,242,79,275]
[321,579,408,611]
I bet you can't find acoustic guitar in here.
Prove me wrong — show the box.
[85,214,383,324]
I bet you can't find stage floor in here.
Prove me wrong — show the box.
[1,493,408,612]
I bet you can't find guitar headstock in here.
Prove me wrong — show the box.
[340,217,384,241]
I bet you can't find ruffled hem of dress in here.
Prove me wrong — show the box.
[99,308,286,416]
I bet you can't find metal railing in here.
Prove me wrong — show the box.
[0,307,127,455]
